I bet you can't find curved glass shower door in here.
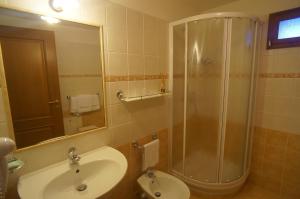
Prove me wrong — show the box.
[172,24,186,174]
[222,18,256,182]
[171,15,258,190]
[185,18,226,183]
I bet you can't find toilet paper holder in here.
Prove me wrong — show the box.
[132,133,158,150]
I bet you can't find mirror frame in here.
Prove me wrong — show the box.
[0,6,108,152]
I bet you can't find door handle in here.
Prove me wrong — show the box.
[48,99,60,104]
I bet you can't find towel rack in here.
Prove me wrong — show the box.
[116,90,169,102]
[66,93,100,100]
[132,133,158,150]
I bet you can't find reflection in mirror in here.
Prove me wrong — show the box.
[0,8,106,149]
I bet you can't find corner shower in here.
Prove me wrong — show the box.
[169,13,260,194]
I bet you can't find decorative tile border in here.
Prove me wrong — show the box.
[173,73,251,79]
[59,74,102,78]
[66,72,300,82]
[105,74,168,82]
[174,72,300,79]
[259,73,300,78]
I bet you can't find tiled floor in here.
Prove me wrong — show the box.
[190,182,281,199]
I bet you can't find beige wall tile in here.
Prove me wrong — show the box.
[128,80,145,97]
[106,27,127,52]
[107,81,129,105]
[111,122,133,146]
[261,96,294,117]
[107,53,128,76]
[109,104,132,126]
[145,56,159,75]
[143,15,158,56]
[128,54,144,75]
[127,9,143,54]
[264,78,295,98]
[294,79,300,98]
[106,4,126,29]
[145,79,160,94]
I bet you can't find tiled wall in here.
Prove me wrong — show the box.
[110,128,168,199]
[207,0,300,198]
[103,3,169,146]
[251,12,300,199]
[104,3,168,98]
[256,45,300,134]
[250,127,300,199]
[207,0,300,136]
[1,1,169,199]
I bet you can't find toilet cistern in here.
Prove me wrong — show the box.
[0,137,16,198]
[68,147,81,165]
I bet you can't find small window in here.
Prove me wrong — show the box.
[267,7,300,49]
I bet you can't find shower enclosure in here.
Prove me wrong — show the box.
[169,13,260,194]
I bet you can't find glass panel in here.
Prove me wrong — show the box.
[172,24,186,173]
[278,17,300,39]
[185,19,225,183]
[222,18,255,182]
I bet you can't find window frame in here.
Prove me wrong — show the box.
[267,7,300,49]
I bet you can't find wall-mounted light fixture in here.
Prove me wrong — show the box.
[49,0,79,12]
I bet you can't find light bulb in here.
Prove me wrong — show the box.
[40,16,61,24]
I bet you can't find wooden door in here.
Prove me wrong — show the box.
[0,25,64,148]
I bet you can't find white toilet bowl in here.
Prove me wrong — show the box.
[137,170,190,199]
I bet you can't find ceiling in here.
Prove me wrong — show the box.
[109,0,238,21]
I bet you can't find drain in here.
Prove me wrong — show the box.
[154,192,161,197]
[76,184,87,192]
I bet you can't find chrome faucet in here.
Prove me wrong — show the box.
[146,169,156,181]
[68,147,81,165]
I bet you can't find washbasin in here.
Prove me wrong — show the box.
[18,146,127,199]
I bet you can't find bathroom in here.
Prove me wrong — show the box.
[0,0,299,198]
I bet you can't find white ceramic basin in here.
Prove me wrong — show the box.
[18,146,127,199]
[138,170,190,199]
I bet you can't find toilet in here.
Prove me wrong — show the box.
[137,170,190,199]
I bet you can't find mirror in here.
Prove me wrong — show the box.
[0,8,106,149]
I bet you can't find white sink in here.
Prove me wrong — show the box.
[18,146,127,199]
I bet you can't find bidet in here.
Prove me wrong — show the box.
[0,137,15,199]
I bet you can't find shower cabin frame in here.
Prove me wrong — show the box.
[168,12,261,194]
